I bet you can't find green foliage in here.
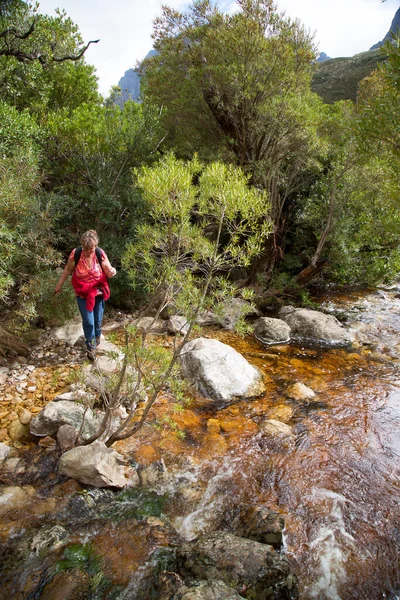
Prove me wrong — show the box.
[143,0,317,170]
[124,153,272,320]
[0,1,99,116]
[57,543,103,577]
[0,103,70,325]
[45,100,163,307]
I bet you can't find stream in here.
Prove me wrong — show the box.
[0,288,399,599]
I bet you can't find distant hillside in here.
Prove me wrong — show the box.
[311,49,386,104]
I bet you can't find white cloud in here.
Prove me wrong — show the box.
[36,0,398,96]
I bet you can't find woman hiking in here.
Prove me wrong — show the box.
[54,230,117,361]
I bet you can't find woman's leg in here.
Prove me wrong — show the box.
[76,297,95,349]
[93,296,105,342]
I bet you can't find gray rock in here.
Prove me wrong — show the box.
[168,316,190,336]
[0,442,11,461]
[57,424,78,451]
[279,307,353,346]
[196,299,259,331]
[30,400,100,439]
[253,317,291,345]
[174,580,245,599]
[53,317,83,346]
[178,338,265,405]
[133,316,167,334]
[217,298,260,330]
[177,531,297,599]
[59,441,132,488]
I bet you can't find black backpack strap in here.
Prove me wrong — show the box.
[74,246,104,271]
[95,247,104,269]
[74,246,82,267]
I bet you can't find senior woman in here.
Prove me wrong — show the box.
[55,230,117,361]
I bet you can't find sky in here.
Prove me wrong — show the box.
[36,0,400,97]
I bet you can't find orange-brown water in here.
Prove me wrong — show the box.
[1,289,399,599]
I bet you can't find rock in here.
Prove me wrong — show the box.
[53,390,93,403]
[167,316,190,336]
[279,307,353,346]
[174,580,245,599]
[178,338,265,405]
[286,382,315,401]
[0,442,11,461]
[235,505,285,548]
[133,316,167,334]
[139,460,167,488]
[40,569,91,600]
[30,400,100,439]
[30,525,69,555]
[218,298,260,330]
[8,419,30,442]
[95,338,124,358]
[177,531,298,599]
[253,317,291,345]
[0,366,9,374]
[261,420,293,437]
[267,405,294,423]
[0,373,7,385]
[18,407,32,425]
[57,424,78,451]
[0,485,36,516]
[53,317,83,346]
[38,436,57,448]
[59,441,132,488]
[196,299,259,330]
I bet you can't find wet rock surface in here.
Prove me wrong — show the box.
[59,441,136,488]
[253,317,291,345]
[279,306,354,346]
[178,337,265,405]
[177,531,298,600]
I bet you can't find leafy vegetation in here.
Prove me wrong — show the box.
[0,0,399,355]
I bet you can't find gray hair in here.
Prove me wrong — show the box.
[80,230,99,249]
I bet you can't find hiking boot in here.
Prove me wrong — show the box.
[86,348,96,362]
[96,336,101,347]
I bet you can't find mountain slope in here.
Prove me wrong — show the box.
[311,49,386,104]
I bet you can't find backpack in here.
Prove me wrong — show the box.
[74,246,104,270]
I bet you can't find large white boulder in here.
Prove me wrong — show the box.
[178,338,265,405]
[59,441,135,488]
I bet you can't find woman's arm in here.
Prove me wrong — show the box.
[102,256,117,278]
[54,258,75,294]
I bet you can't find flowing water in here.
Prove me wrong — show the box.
[1,288,400,599]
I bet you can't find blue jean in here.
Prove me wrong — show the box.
[76,295,105,350]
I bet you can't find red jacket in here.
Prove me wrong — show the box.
[72,270,110,311]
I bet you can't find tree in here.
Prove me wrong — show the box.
[80,153,272,447]
[0,1,99,114]
[44,100,164,306]
[0,101,75,330]
[142,0,326,282]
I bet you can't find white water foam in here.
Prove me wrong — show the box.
[306,488,357,600]
[173,456,243,541]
